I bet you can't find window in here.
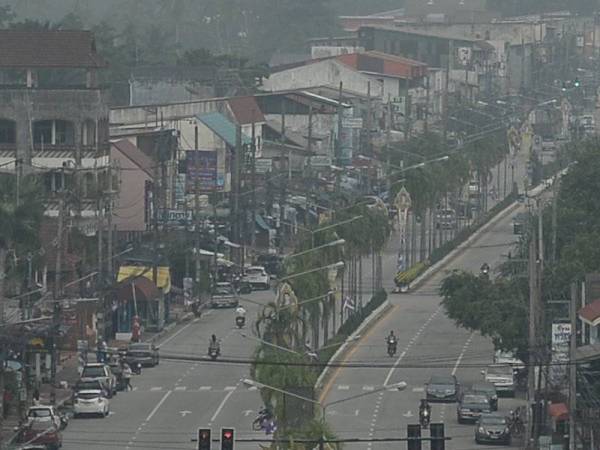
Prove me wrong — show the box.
[33,120,74,146]
[0,119,16,144]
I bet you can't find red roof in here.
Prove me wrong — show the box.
[578,299,600,326]
[0,30,107,68]
[548,402,569,421]
[111,140,154,178]
[228,96,266,125]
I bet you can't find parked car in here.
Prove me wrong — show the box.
[426,374,460,402]
[73,389,110,417]
[242,266,270,290]
[126,342,160,367]
[469,382,498,411]
[475,413,511,445]
[80,363,117,396]
[482,364,515,397]
[72,379,111,399]
[457,394,491,424]
[26,405,65,430]
[17,421,62,450]
[210,282,239,308]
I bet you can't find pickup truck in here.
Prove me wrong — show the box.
[482,364,515,397]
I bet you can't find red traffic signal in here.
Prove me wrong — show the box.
[221,427,235,450]
[197,428,211,450]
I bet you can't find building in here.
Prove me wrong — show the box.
[0,30,110,226]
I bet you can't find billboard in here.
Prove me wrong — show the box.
[185,151,219,193]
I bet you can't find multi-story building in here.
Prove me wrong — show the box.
[0,30,110,227]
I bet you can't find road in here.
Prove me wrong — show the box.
[321,204,526,450]
[61,289,272,450]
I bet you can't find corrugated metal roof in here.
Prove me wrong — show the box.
[196,112,251,147]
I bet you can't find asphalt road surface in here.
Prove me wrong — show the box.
[320,205,527,450]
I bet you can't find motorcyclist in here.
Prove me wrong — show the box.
[419,399,431,422]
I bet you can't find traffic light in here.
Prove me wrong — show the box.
[430,423,445,450]
[197,428,211,450]
[406,424,422,450]
[220,427,235,450]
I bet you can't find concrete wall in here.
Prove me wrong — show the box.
[111,146,151,232]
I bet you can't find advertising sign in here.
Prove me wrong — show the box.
[185,151,219,193]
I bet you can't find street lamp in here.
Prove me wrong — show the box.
[279,261,344,282]
[283,239,345,260]
[241,378,407,422]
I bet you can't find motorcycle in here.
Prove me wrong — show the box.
[132,363,142,375]
[419,408,430,429]
[387,339,397,357]
[208,345,220,360]
[235,316,245,328]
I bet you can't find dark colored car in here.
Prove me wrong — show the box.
[457,394,491,423]
[470,382,498,411]
[426,374,460,402]
[126,343,160,367]
[475,413,511,445]
[18,421,62,450]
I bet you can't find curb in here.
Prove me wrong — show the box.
[314,300,392,390]
[314,172,565,396]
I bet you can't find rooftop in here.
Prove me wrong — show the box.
[0,30,107,69]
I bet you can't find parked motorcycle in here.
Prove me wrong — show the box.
[235,316,245,329]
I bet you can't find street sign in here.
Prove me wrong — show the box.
[254,158,272,174]
[342,117,363,128]
[309,156,332,167]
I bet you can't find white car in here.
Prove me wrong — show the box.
[243,266,270,290]
[73,389,110,417]
[26,405,63,430]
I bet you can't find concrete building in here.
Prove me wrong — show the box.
[0,30,110,224]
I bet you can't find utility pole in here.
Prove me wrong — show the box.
[52,194,65,382]
[569,282,578,450]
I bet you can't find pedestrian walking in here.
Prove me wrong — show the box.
[122,362,133,391]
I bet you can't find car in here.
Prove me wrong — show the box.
[242,266,271,290]
[126,342,160,367]
[457,394,491,423]
[469,382,498,411]
[26,405,64,430]
[72,379,111,399]
[73,389,110,417]
[482,364,515,397]
[18,421,62,450]
[80,363,117,396]
[475,413,511,445]
[210,282,239,308]
[426,374,460,402]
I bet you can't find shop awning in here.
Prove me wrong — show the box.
[255,214,271,231]
[117,266,171,294]
[548,403,569,421]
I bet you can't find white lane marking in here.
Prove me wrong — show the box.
[337,385,350,390]
[452,333,475,376]
[150,387,162,391]
[383,306,441,386]
[175,386,187,391]
[145,390,172,422]
[158,320,196,347]
[199,386,212,391]
[224,386,236,391]
[210,386,237,423]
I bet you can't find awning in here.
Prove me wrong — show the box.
[255,214,271,231]
[117,266,171,294]
[548,403,569,421]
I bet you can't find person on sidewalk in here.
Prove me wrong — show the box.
[122,362,133,391]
